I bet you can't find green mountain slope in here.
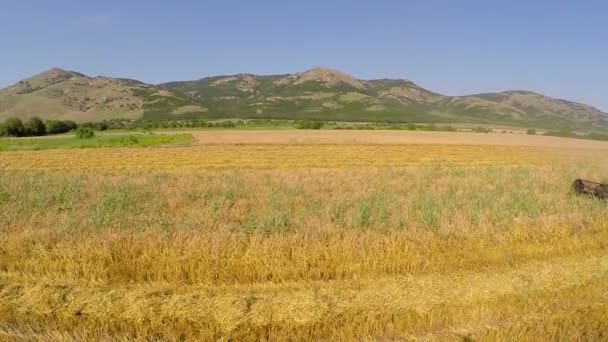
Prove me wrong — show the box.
[162,67,608,129]
[160,68,451,123]
[1,67,607,130]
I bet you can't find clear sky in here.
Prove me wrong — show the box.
[1,0,607,110]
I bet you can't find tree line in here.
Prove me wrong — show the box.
[0,117,78,137]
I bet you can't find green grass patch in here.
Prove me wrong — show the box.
[0,134,193,151]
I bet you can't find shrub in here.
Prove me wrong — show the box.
[220,121,236,128]
[473,126,491,133]
[527,128,536,135]
[125,136,139,144]
[45,120,62,134]
[95,121,109,131]
[296,120,324,129]
[24,117,46,136]
[421,124,438,131]
[0,117,25,137]
[63,120,78,131]
[75,127,95,139]
[45,120,77,135]
[296,120,309,129]
[406,123,417,130]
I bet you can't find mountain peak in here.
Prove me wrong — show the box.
[305,66,343,74]
[34,68,85,79]
[20,68,85,86]
[47,67,69,73]
[4,68,86,95]
[502,90,539,96]
[296,67,368,90]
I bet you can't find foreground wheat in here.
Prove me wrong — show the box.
[1,143,607,340]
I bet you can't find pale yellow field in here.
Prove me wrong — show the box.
[1,131,607,341]
[184,129,608,149]
[0,144,587,171]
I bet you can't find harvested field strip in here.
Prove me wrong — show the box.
[3,226,608,286]
[1,255,607,340]
[0,144,590,171]
[184,129,608,149]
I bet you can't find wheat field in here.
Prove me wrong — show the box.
[182,129,608,149]
[1,131,608,341]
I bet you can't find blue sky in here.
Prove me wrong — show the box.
[1,0,607,110]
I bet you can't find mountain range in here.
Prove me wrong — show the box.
[1,67,606,130]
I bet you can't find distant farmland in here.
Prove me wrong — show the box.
[182,129,608,148]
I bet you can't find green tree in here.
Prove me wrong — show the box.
[45,120,66,134]
[1,117,25,137]
[75,127,95,139]
[424,123,438,131]
[45,120,78,135]
[295,120,324,129]
[220,121,236,128]
[95,121,109,131]
[295,120,310,129]
[311,121,324,129]
[63,120,78,131]
[24,117,46,136]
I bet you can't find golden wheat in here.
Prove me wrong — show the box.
[1,134,607,340]
[0,144,596,171]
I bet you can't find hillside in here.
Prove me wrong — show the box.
[0,68,191,122]
[162,67,608,130]
[1,67,607,130]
